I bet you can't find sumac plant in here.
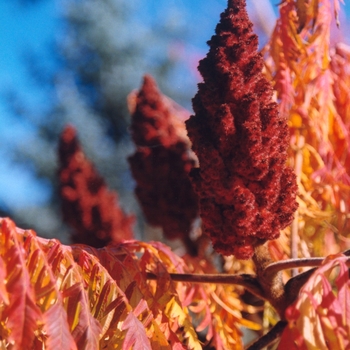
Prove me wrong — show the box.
[1,0,350,349]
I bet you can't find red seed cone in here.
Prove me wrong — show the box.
[185,0,298,259]
[128,75,199,254]
[58,125,134,247]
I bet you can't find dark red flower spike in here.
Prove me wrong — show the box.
[128,75,199,254]
[186,0,298,259]
[58,125,134,247]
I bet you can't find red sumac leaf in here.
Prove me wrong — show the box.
[1,220,42,350]
[121,300,152,350]
[279,255,350,349]
[44,303,77,350]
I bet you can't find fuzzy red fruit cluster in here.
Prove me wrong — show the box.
[58,125,134,247]
[128,75,199,253]
[186,0,298,259]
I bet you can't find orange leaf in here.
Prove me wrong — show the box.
[44,303,78,350]
[1,220,42,350]
[279,255,350,349]
[121,300,152,350]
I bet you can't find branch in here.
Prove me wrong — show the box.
[343,249,350,256]
[253,244,285,317]
[284,268,317,306]
[264,256,350,277]
[146,272,266,300]
[264,257,325,277]
[245,320,287,350]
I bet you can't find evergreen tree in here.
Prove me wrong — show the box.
[7,0,190,241]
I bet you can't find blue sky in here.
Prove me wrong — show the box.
[0,1,59,209]
[0,0,349,212]
[0,0,236,211]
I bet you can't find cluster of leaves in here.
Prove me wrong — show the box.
[264,0,350,259]
[1,0,350,349]
[279,254,350,349]
[0,218,259,349]
[2,213,350,349]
